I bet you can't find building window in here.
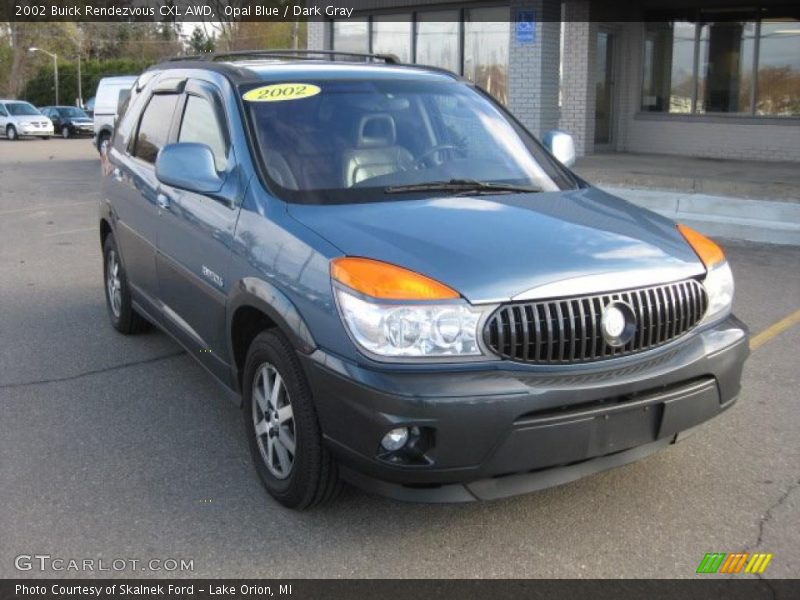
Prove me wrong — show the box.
[332,18,369,54]
[372,15,412,63]
[329,9,513,105]
[641,14,800,117]
[696,21,756,114]
[641,21,696,113]
[464,8,510,105]
[415,12,461,73]
[756,19,800,116]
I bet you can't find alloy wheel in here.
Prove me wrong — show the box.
[252,362,296,479]
[106,249,122,318]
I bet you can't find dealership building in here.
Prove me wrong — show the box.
[307,0,800,161]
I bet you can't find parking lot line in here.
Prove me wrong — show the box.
[0,200,95,216]
[749,308,800,351]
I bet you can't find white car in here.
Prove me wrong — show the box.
[92,76,137,152]
[0,100,54,140]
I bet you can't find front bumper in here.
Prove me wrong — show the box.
[71,124,95,135]
[20,125,53,136]
[301,315,749,502]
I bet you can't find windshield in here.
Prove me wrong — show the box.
[58,107,89,118]
[7,102,41,116]
[244,79,576,204]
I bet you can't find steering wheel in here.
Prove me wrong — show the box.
[408,144,460,170]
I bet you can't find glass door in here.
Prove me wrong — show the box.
[595,31,615,147]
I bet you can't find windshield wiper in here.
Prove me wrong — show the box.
[385,179,540,195]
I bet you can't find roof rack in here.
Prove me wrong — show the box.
[164,49,401,65]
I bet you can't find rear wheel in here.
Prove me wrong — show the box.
[97,131,110,154]
[102,234,149,334]
[243,330,341,509]
[6,125,18,141]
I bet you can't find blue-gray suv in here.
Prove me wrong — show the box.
[100,51,749,509]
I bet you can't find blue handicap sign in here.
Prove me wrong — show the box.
[515,10,536,44]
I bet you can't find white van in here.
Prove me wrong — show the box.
[92,76,137,152]
[0,100,54,140]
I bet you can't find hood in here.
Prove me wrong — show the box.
[287,187,705,303]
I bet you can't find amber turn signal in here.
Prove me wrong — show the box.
[678,224,725,269]
[330,257,460,300]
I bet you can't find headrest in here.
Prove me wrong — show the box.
[356,113,396,148]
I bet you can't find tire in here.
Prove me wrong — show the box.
[102,233,149,334]
[61,127,70,139]
[97,131,110,154]
[6,125,18,141]
[243,330,341,509]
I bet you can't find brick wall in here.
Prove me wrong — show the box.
[559,2,596,156]
[508,0,561,138]
[307,19,325,51]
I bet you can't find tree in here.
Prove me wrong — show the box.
[21,58,153,107]
[188,26,215,54]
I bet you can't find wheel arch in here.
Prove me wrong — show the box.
[227,277,317,395]
[99,217,113,250]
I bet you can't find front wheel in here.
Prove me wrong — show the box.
[102,233,149,334]
[243,330,341,509]
[6,125,18,141]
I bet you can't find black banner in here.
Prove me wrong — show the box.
[6,0,800,23]
[2,580,800,600]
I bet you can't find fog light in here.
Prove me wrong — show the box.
[381,427,409,451]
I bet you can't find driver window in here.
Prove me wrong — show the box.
[178,95,228,172]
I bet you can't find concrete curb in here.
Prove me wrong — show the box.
[600,186,800,246]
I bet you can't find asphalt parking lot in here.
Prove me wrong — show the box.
[1,138,798,579]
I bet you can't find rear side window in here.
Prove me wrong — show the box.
[178,95,227,171]
[0,104,7,117]
[133,93,179,164]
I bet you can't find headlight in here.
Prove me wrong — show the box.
[701,261,734,323]
[677,224,734,324]
[335,288,482,357]
[331,257,484,359]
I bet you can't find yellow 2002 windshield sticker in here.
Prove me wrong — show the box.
[243,83,321,102]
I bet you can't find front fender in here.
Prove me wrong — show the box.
[227,276,317,357]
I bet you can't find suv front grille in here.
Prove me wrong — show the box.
[484,279,707,364]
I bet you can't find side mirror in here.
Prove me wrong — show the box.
[156,143,223,195]
[543,129,576,168]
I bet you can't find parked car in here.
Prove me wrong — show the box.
[100,51,749,509]
[40,106,95,138]
[92,75,136,152]
[0,100,53,140]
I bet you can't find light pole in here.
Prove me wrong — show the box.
[29,47,59,105]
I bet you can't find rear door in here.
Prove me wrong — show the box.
[108,85,182,312]
[155,79,242,380]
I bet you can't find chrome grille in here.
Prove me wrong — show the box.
[484,279,707,364]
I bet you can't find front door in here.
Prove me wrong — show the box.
[595,30,616,148]
[155,80,241,382]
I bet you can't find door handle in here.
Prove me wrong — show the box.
[156,193,170,210]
